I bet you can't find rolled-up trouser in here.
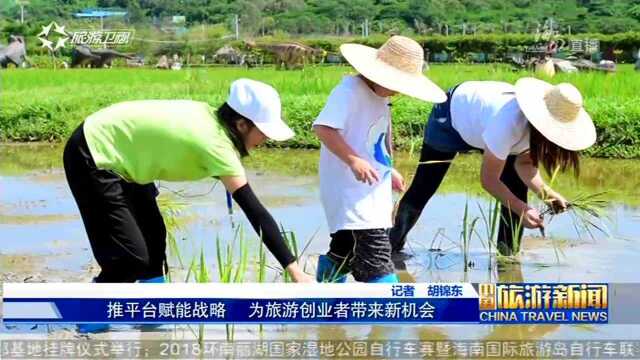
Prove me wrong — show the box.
[63,123,167,283]
[325,229,396,282]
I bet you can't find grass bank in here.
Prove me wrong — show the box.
[1,64,639,158]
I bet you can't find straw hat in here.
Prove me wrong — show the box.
[340,36,446,103]
[515,77,596,151]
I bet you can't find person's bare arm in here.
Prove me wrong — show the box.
[514,152,568,211]
[313,125,379,185]
[480,151,542,229]
[220,175,248,193]
[514,153,546,197]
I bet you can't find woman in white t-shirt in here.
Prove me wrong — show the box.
[391,78,597,256]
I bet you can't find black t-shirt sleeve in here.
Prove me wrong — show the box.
[232,183,296,268]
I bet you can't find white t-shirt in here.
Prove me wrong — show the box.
[313,76,393,233]
[450,81,530,160]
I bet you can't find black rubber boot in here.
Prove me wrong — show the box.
[390,202,423,254]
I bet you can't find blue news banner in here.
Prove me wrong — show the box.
[2,283,608,325]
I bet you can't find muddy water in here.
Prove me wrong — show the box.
[1,144,639,343]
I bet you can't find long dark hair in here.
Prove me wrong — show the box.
[529,124,580,177]
[216,102,254,157]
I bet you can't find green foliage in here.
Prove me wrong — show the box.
[3,0,640,38]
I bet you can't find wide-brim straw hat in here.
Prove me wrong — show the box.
[515,77,596,151]
[340,36,446,103]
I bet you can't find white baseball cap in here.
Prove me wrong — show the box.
[226,78,295,141]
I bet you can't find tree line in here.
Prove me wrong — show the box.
[2,0,640,36]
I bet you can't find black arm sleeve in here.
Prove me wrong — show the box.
[232,183,296,268]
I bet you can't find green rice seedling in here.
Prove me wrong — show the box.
[216,227,249,284]
[477,199,501,270]
[196,246,209,347]
[508,209,524,256]
[215,226,249,341]
[257,239,267,283]
[298,228,320,274]
[496,204,524,258]
[256,240,267,335]
[549,232,566,264]
[157,195,187,270]
[279,226,319,282]
[281,229,298,283]
[197,245,211,283]
[183,255,197,282]
[182,244,211,347]
[460,200,480,272]
[318,254,351,283]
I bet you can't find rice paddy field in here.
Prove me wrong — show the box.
[1,64,640,347]
[1,64,640,157]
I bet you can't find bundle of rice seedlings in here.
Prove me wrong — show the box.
[536,167,607,260]
[541,191,609,243]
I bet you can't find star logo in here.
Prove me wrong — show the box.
[38,22,70,51]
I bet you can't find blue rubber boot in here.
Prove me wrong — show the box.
[316,255,347,283]
[77,323,110,334]
[368,273,399,283]
[137,275,166,331]
[137,275,166,284]
[77,278,110,334]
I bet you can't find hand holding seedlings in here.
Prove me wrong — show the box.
[522,207,544,229]
[391,168,406,192]
[349,156,380,185]
[543,191,569,214]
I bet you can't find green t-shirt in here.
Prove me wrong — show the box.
[83,100,245,184]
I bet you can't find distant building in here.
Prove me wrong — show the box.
[153,15,187,35]
[73,8,128,19]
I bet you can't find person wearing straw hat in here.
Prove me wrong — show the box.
[63,79,314,332]
[313,36,446,283]
[390,78,597,256]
